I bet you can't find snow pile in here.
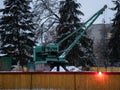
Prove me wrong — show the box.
[0,54,7,56]
[67,66,82,72]
[51,66,82,72]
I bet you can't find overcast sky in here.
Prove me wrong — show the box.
[0,0,115,24]
[79,0,115,24]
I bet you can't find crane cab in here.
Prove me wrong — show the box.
[33,45,47,63]
[45,43,59,62]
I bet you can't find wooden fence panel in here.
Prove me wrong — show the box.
[32,73,75,90]
[0,73,31,89]
[75,72,120,90]
[20,74,31,89]
[0,74,4,89]
[75,74,88,90]
[109,74,120,90]
[0,72,119,90]
[1,74,17,89]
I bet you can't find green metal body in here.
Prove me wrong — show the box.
[45,43,59,54]
[45,43,59,62]
[33,5,107,64]
[27,62,35,71]
[0,57,12,71]
[33,45,47,63]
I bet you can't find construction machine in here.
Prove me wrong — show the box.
[33,5,107,71]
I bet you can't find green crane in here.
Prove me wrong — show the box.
[33,5,107,71]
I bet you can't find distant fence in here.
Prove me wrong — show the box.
[0,71,120,90]
[90,67,120,72]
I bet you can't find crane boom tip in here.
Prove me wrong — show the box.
[104,5,107,9]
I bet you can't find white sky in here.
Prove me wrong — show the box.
[0,0,115,24]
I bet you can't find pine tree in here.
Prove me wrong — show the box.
[108,0,120,66]
[0,0,35,66]
[56,0,96,66]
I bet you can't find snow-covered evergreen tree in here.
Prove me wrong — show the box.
[56,0,96,66]
[0,0,35,66]
[108,0,120,66]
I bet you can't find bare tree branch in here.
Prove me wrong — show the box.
[41,0,60,20]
